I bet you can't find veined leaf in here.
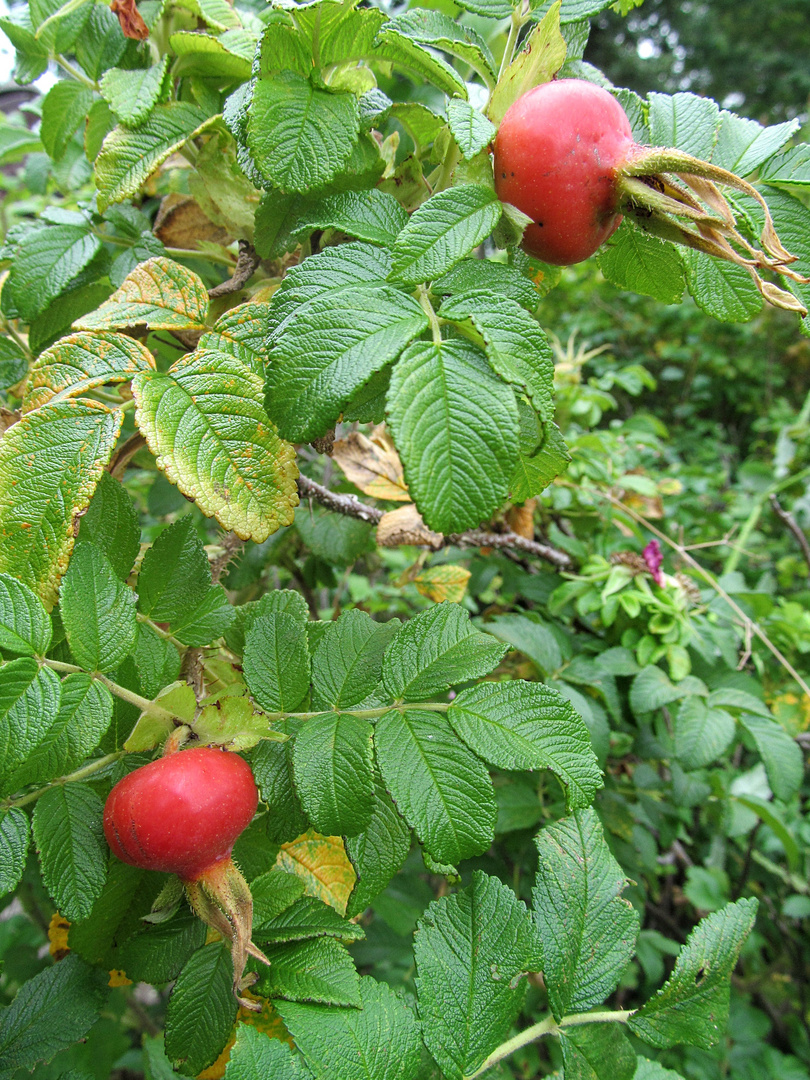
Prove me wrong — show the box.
[23,330,155,412]
[0,573,52,656]
[439,290,555,422]
[447,98,497,159]
[386,339,519,533]
[511,406,570,502]
[413,870,543,1080]
[137,516,213,624]
[276,830,357,916]
[266,285,428,443]
[449,681,603,809]
[4,223,101,322]
[390,9,495,78]
[254,894,364,945]
[673,698,735,769]
[133,350,299,542]
[0,399,122,609]
[533,808,639,1019]
[597,222,686,304]
[100,58,171,127]
[60,542,138,673]
[0,660,61,797]
[40,80,94,160]
[292,189,408,248]
[647,91,720,161]
[311,610,398,711]
[74,256,209,331]
[487,3,566,126]
[170,30,254,80]
[253,937,361,1007]
[433,259,540,310]
[32,782,107,921]
[225,589,309,657]
[95,103,217,211]
[382,602,506,701]
[628,898,758,1049]
[247,71,359,193]
[712,111,799,177]
[197,302,274,376]
[560,1025,638,1080]
[737,713,803,803]
[389,185,502,285]
[78,471,141,582]
[375,709,496,865]
[243,612,311,713]
[346,776,411,918]
[165,942,237,1075]
[682,249,761,323]
[223,1026,312,1079]
[175,0,242,31]
[276,976,421,1080]
[292,712,374,838]
[0,808,30,897]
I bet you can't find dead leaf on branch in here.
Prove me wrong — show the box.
[332,424,410,502]
[110,0,149,40]
[377,503,443,550]
[154,194,233,251]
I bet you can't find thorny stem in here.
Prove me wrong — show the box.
[465,1009,634,1079]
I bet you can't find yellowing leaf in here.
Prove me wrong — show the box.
[276,829,356,916]
[23,331,155,413]
[377,503,444,549]
[332,424,410,501]
[48,912,71,959]
[414,564,471,604]
[73,257,209,331]
[487,1,566,126]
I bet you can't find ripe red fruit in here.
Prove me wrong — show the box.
[494,79,636,265]
[104,746,257,881]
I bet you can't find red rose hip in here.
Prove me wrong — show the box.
[104,746,258,881]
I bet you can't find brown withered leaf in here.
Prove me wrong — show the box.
[377,503,443,549]
[414,564,471,604]
[332,424,410,502]
[110,0,149,40]
[153,194,233,251]
[505,498,536,540]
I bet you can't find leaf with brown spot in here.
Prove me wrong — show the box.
[377,503,443,549]
[276,830,356,916]
[413,564,471,604]
[332,424,410,502]
[73,257,209,332]
[153,194,233,251]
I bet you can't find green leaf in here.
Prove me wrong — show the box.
[389,185,502,285]
[389,10,496,82]
[295,507,376,568]
[375,709,496,865]
[78,472,140,582]
[251,868,307,924]
[447,99,497,159]
[243,612,311,713]
[449,681,602,809]
[629,666,699,716]
[197,302,274,377]
[224,590,308,657]
[413,870,542,1080]
[387,339,519,533]
[0,573,52,657]
[60,542,137,673]
[374,22,467,99]
[345,777,411,918]
[597,223,686,304]
[432,259,540,310]
[731,795,800,872]
[560,1025,638,1080]
[532,809,639,1019]
[266,285,428,443]
[67,859,149,968]
[628,898,759,1050]
[253,937,361,1006]
[0,659,61,795]
[40,80,95,161]
[0,808,29,897]
[487,4,566,126]
[0,15,49,84]
[760,187,810,315]
[0,336,29,390]
[117,909,207,984]
[711,112,798,176]
[224,1025,313,1080]
[7,674,112,790]
[133,351,299,543]
[253,190,308,259]
[137,516,212,623]
[95,104,216,212]
[737,713,803,803]
[175,0,241,31]
[294,190,408,248]
[165,943,238,1076]
[25,330,155,412]
[32,782,107,921]
[0,954,108,1076]
[647,92,720,160]
[247,72,359,194]
[100,58,171,127]
[254,894,364,944]
[634,1059,686,1080]
[4,223,102,322]
[673,699,736,770]
[511,407,570,501]
[292,712,374,837]
[759,144,810,189]
[251,723,311,845]
[681,250,761,323]
[311,610,398,711]
[438,291,555,421]
[0,400,122,609]
[382,603,506,701]
[276,976,421,1080]
[132,628,181,698]
[170,30,254,80]
[170,585,235,648]
[74,256,209,331]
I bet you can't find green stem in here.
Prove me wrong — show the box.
[723,464,810,575]
[1,320,33,360]
[497,8,523,82]
[54,53,99,90]
[114,397,136,414]
[465,1009,633,1079]
[41,658,177,721]
[262,701,451,723]
[165,246,236,267]
[2,751,126,810]
[416,285,443,346]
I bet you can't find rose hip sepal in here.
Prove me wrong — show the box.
[493,79,808,314]
[103,746,269,1009]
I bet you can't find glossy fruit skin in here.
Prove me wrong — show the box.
[103,747,258,882]
[494,79,636,265]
